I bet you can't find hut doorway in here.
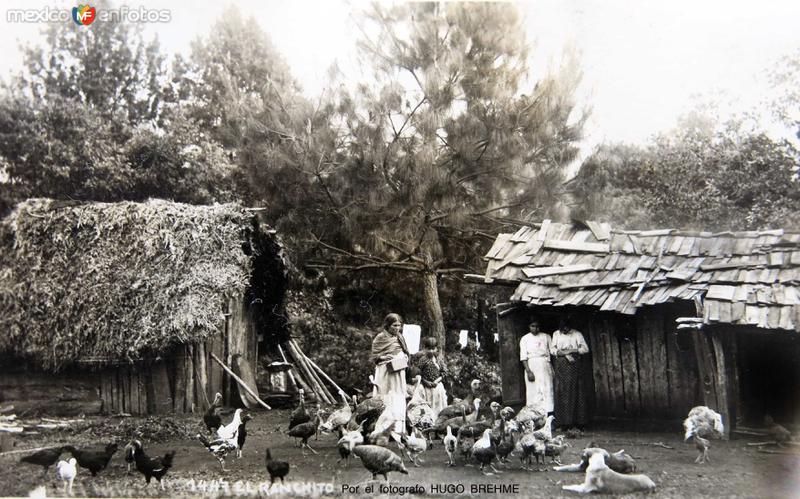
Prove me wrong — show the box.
[737,330,800,426]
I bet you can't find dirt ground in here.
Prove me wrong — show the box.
[1,409,798,498]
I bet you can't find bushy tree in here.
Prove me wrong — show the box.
[302,3,587,351]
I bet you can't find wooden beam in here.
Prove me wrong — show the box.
[692,330,719,411]
[522,264,594,278]
[209,353,271,410]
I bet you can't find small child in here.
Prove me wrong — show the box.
[417,337,448,417]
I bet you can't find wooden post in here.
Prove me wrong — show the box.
[710,329,730,440]
[692,330,719,411]
[209,353,271,410]
[195,342,210,411]
[185,345,195,413]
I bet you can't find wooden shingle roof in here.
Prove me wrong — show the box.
[479,221,800,331]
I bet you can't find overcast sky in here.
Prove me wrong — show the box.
[1,0,798,151]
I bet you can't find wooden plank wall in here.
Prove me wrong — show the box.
[584,303,700,422]
[5,291,296,415]
[496,303,530,407]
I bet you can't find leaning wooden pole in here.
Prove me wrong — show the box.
[209,353,271,410]
[285,341,332,405]
[304,354,350,403]
[291,339,336,404]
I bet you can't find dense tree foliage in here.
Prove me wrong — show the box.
[571,123,800,231]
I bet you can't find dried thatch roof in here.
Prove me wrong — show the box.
[0,199,271,369]
[477,220,800,332]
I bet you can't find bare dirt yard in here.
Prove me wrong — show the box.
[0,409,797,498]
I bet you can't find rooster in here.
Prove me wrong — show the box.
[683,406,724,464]
[129,439,175,490]
[196,433,237,471]
[216,408,243,441]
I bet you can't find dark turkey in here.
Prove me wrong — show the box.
[19,446,64,474]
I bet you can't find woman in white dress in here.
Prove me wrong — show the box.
[519,319,554,415]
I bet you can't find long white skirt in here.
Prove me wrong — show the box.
[421,383,448,419]
[373,362,407,433]
[524,357,554,413]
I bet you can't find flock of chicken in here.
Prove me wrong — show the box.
[17,377,794,496]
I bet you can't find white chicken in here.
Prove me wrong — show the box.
[532,415,555,441]
[368,393,406,446]
[337,422,365,467]
[56,457,78,496]
[443,425,458,467]
[683,406,724,464]
[216,408,243,441]
[399,427,428,467]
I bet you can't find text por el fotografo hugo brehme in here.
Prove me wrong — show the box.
[92,478,524,496]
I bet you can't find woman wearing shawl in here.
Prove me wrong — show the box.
[371,313,410,432]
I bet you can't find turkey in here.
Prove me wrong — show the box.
[435,398,482,435]
[515,429,546,471]
[351,445,408,481]
[287,409,323,456]
[203,392,224,434]
[544,435,570,464]
[471,429,500,476]
[19,446,64,475]
[319,389,352,437]
[353,393,385,438]
[514,404,547,430]
[336,422,365,467]
[436,379,481,420]
[443,426,458,467]
[289,389,311,433]
[406,388,436,432]
[683,406,724,464]
[532,415,555,441]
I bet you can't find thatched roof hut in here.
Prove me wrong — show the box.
[0,199,288,414]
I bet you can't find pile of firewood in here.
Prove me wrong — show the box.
[278,339,349,405]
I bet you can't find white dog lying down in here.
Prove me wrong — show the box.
[554,446,637,474]
[563,450,656,494]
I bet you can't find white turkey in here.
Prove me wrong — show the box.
[683,406,724,464]
[319,389,352,437]
[351,445,409,481]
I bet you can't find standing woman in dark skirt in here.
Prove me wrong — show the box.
[550,316,590,430]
